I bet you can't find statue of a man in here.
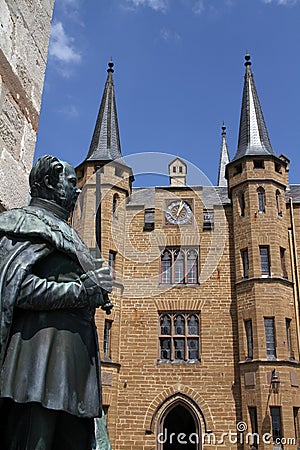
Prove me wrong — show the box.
[0,155,113,450]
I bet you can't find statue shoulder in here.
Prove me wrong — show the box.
[0,208,30,235]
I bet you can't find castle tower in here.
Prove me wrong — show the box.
[73,61,133,444]
[226,54,299,447]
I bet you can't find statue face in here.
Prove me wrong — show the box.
[53,163,81,212]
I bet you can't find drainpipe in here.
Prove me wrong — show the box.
[289,198,300,358]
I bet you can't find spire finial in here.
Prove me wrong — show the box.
[222,122,226,136]
[245,52,251,67]
[107,59,114,73]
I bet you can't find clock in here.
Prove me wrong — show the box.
[165,200,193,225]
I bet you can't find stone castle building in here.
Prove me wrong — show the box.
[73,55,300,450]
[0,0,54,210]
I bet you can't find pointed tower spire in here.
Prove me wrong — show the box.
[218,123,230,186]
[233,53,276,161]
[85,60,123,162]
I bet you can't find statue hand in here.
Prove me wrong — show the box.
[94,258,105,269]
[89,266,113,294]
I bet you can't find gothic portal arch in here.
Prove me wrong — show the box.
[156,396,202,450]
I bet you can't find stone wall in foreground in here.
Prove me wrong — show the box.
[0,0,54,209]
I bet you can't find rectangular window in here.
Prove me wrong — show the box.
[115,167,123,177]
[264,318,277,360]
[160,247,199,285]
[159,313,200,362]
[286,318,293,359]
[103,320,112,359]
[241,249,249,278]
[234,163,242,175]
[260,246,270,276]
[108,250,116,279]
[203,210,214,230]
[270,407,282,443]
[144,208,155,231]
[248,407,259,449]
[239,193,245,217]
[253,160,264,169]
[294,407,300,448]
[245,320,253,360]
[280,247,288,279]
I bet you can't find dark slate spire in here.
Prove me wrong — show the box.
[233,54,276,161]
[86,60,123,162]
[218,123,230,187]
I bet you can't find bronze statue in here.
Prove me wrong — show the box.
[0,155,113,450]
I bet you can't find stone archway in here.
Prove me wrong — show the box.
[157,401,201,450]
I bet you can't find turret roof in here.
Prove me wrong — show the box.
[233,54,276,161]
[85,61,123,163]
[218,123,230,186]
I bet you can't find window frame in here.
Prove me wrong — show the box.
[286,318,293,360]
[108,250,117,279]
[260,246,271,277]
[112,193,119,218]
[294,407,300,448]
[203,209,214,230]
[248,406,259,449]
[276,189,282,217]
[103,319,112,360]
[270,406,283,445]
[280,247,288,279]
[160,247,199,285]
[257,187,266,213]
[264,317,277,360]
[245,319,253,360]
[239,192,245,217]
[241,248,249,278]
[158,312,200,363]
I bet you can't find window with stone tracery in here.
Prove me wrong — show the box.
[159,313,200,362]
[160,247,199,285]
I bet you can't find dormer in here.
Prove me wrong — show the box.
[169,157,187,186]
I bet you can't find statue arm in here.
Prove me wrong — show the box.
[15,273,105,310]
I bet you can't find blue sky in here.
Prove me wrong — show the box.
[35,0,300,187]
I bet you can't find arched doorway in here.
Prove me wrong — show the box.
[158,402,201,449]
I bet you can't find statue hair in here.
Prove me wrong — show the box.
[29,155,64,198]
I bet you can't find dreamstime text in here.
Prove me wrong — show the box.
[157,422,296,446]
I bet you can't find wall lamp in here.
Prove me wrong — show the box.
[271,369,280,393]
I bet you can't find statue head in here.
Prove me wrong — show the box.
[29,155,81,213]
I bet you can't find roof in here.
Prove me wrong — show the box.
[233,54,276,161]
[127,184,300,209]
[218,124,230,187]
[286,185,300,203]
[127,186,230,208]
[85,61,124,163]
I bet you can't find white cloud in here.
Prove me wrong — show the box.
[57,104,79,118]
[125,0,169,12]
[49,22,81,64]
[262,0,298,4]
[160,27,181,42]
[193,0,205,14]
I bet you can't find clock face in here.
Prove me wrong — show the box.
[165,200,192,225]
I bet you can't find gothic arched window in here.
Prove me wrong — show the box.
[239,192,245,217]
[160,247,199,285]
[161,250,172,284]
[276,190,282,217]
[257,187,266,213]
[112,193,119,217]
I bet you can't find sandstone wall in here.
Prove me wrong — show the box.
[0,0,54,209]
